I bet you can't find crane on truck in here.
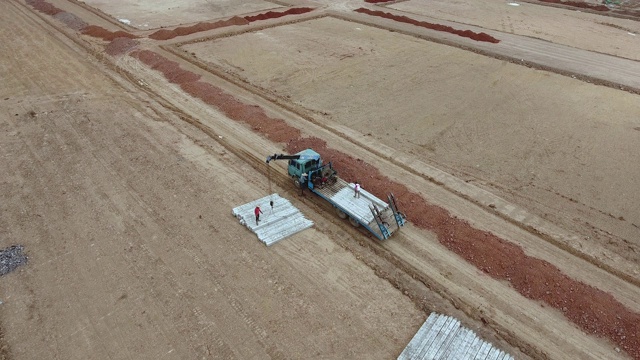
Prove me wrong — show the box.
[266,149,406,240]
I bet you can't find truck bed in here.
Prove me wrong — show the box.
[312,178,401,239]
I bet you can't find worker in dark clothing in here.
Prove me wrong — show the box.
[254,206,263,225]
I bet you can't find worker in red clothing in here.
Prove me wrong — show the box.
[254,205,263,225]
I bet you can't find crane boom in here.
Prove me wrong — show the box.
[266,153,320,163]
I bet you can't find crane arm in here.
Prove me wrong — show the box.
[266,153,320,163]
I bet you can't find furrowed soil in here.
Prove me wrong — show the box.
[2,0,640,359]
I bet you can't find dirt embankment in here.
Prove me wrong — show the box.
[25,0,61,15]
[81,25,138,41]
[354,8,500,43]
[148,8,314,40]
[244,7,314,22]
[149,17,249,41]
[27,0,138,41]
[130,49,639,359]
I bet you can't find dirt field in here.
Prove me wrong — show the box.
[2,0,640,359]
[80,0,280,29]
[178,12,640,273]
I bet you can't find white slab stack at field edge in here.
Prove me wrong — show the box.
[232,194,313,246]
[398,313,513,360]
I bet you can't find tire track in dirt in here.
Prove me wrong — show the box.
[0,327,9,360]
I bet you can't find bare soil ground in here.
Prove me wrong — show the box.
[179,12,640,280]
[78,0,281,29]
[388,0,640,58]
[2,0,640,359]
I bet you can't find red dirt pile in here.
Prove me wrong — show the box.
[149,17,249,41]
[355,8,500,43]
[105,37,140,57]
[26,0,88,32]
[244,7,314,22]
[365,0,395,3]
[26,0,62,16]
[130,50,299,142]
[146,7,314,41]
[82,25,138,41]
[132,50,638,358]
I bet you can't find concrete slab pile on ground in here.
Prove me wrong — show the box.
[398,313,513,360]
[232,194,313,246]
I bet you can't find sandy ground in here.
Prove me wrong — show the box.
[180,14,640,264]
[80,0,280,29]
[0,2,426,359]
[390,0,640,61]
[3,0,640,359]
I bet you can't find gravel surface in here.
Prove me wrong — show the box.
[0,245,27,277]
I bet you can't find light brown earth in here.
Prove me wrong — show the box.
[2,0,640,359]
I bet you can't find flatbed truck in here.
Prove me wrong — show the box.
[267,149,406,240]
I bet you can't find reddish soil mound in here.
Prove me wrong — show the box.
[82,25,138,41]
[26,0,62,16]
[105,37,140,56]
[131,50,202,84]
[539,0,610,12]
[147,7,315,41]
[355,8,500,43]
[148,17,249,41]
[365,0,395,3]
[131,50,639,358]
[244,7,314,22]
[130,50,301,145]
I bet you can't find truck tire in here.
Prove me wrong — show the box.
[293,178,301,188]
[336,208,348,219]
[349,217,360,227]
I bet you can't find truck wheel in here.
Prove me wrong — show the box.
[293,178,301,188]
[349,217,360,227]
[336,208,347,219]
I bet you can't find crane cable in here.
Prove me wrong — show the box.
[267,162,274,214]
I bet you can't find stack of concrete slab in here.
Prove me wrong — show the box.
[232,194,313,246]
[332,183,389,224]
[398,313,513,360]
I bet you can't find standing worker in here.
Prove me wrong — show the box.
[300,173,308,196]
[254,205,263,225]
[354,181,361,198]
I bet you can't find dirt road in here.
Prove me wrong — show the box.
[2,0,640,359]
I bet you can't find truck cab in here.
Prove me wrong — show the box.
[287,149,322,178]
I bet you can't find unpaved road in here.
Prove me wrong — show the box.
[2,0,640,359]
